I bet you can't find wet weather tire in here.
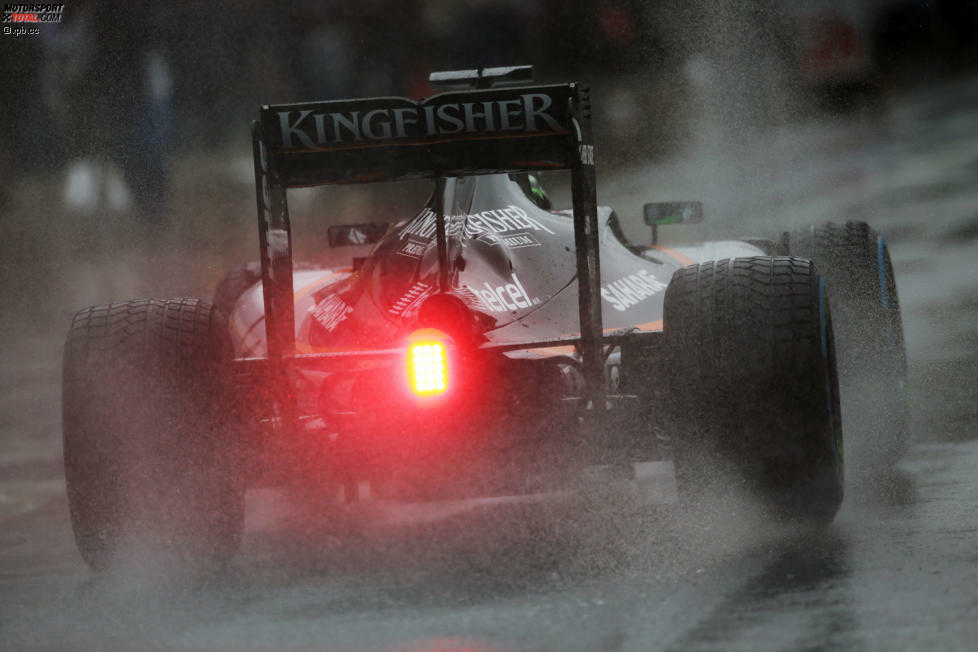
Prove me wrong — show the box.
[787,221,909,466]
[664,257,844,522]
[63,299,245,571]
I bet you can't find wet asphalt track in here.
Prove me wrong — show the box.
[1,75,977,650]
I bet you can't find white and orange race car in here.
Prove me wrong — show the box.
[62,67,908,570]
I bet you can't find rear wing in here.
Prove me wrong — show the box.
[260,84,584,185]
[251,75,604,419]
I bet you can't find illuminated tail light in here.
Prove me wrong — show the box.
[407,329,450,396]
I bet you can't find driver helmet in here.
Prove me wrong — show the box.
[513,173,552,210]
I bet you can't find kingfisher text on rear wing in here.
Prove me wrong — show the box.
[259,84,586,186]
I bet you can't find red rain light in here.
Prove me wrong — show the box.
[407,329,450,396]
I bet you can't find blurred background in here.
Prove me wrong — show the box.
[5,0,976,185]
[0,0,975,463]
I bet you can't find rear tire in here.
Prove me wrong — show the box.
[787,221,909,467]
[664,257,844,523]
[63,299,245,571]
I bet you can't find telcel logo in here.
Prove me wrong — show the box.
[471,273,539,313]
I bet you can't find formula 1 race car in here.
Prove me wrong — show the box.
[62,66,908,570]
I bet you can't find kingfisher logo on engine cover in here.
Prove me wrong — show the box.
[400,205,555,243]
